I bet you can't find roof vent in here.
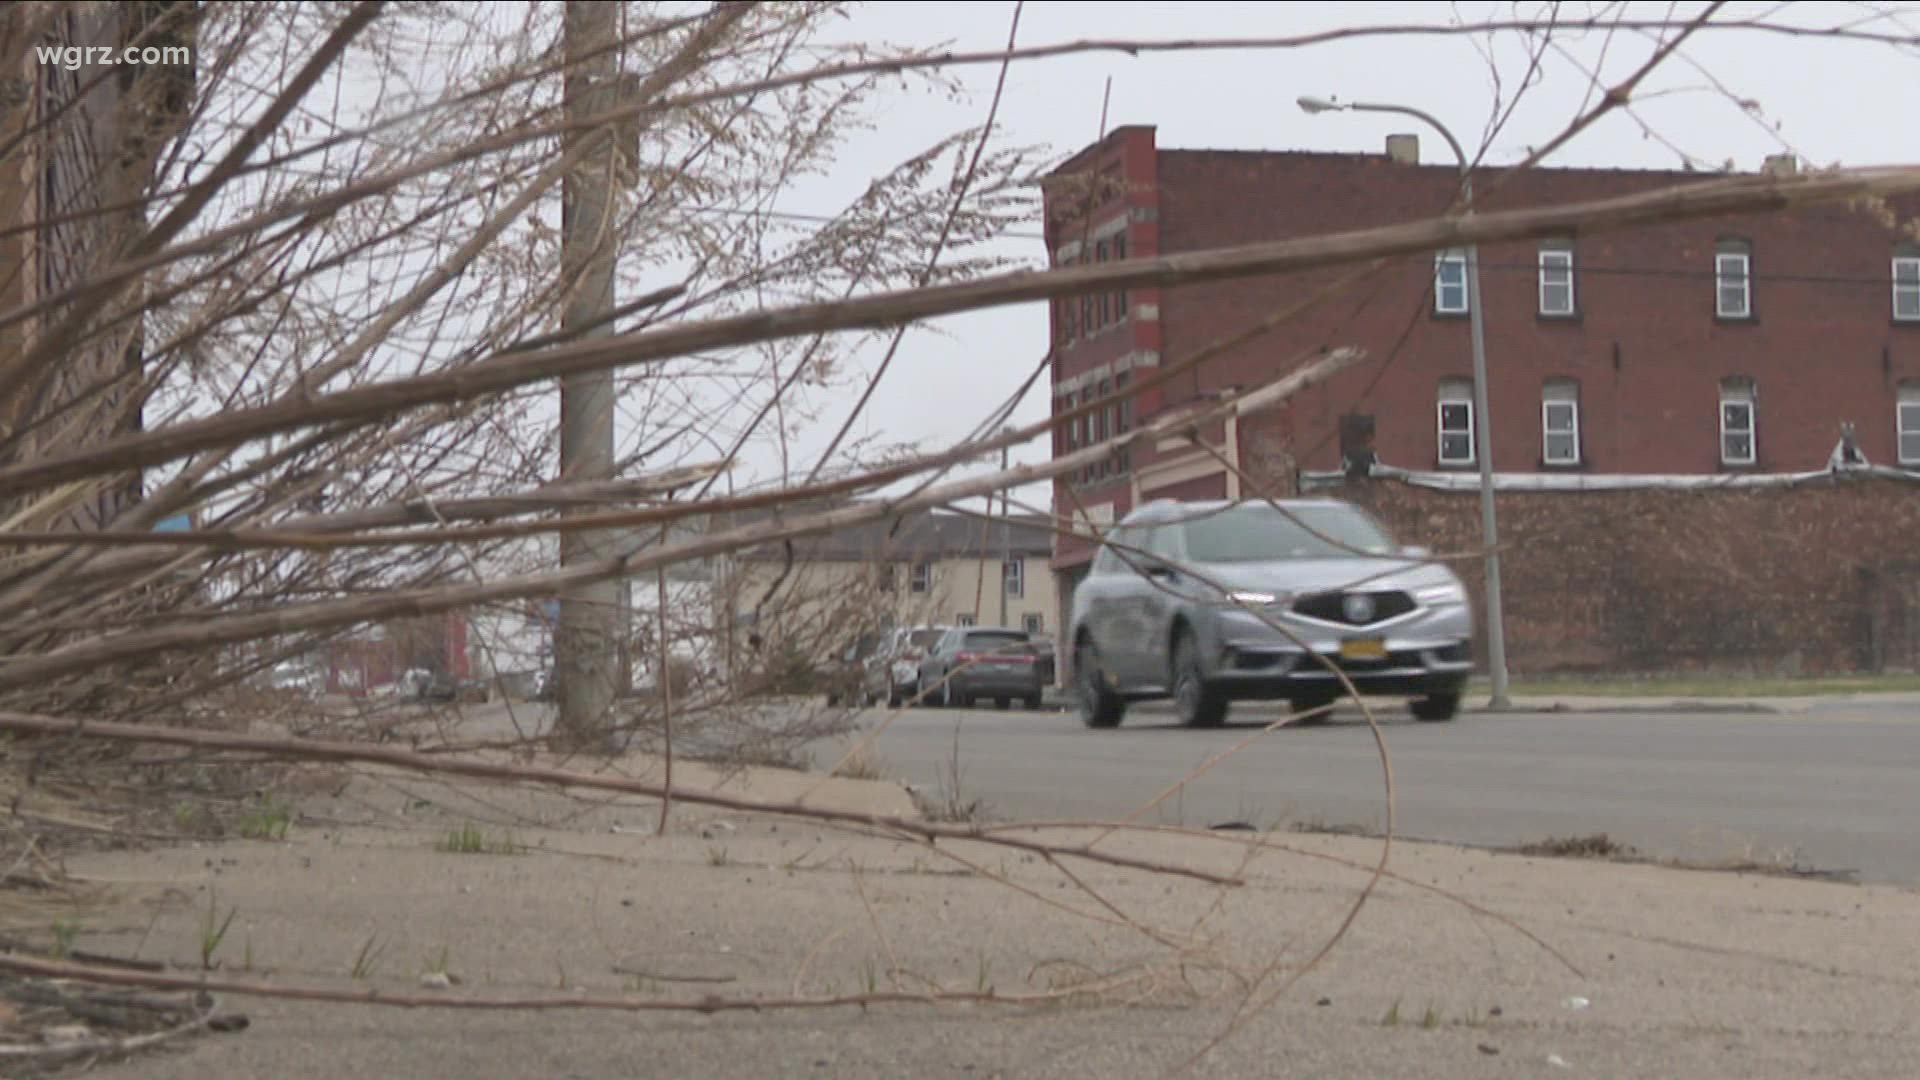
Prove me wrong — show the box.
[1385,133,1419,165]
[1762,153,1798,177]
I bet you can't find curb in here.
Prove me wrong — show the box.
[1472,701,1782,716]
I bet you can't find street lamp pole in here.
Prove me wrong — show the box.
[1297,95,1511,708]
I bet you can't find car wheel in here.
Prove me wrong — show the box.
[995,697,1009,710]
[887,688,903,709]
[1172,630,1229,728]
[1074,640,1125,729]
[1411,692,1461,722]
[1023,694,1043,711]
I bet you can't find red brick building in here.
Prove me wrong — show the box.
[1042,126,1920,674]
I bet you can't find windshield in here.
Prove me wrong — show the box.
[907,630,943,649]
[1180,504,1398,562]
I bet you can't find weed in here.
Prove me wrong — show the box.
[351,934,386,981]
[860,958,879,995]
[623,974,662,995]
[1422,1003,1442,1030]
[242,935,254,973]
[236,797,294,841]
[424,944,451,977]
[436,823,522,855]
[200,890,237,971]
[49,917,79,960]
[912,720,988,824]
[706,845,730,867]
[1382,998,1402,1027]
[974,952,993,996]
[1514,833,1629,859]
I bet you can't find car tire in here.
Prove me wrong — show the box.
[1411,692,1461,722]
[1172,629,1229,729]
[887,688,903,709]
[995,697,1009,710]
[1023,695,1042,711]
[1074,641,1125,729]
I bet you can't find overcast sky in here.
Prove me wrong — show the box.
[764,0,1919,514]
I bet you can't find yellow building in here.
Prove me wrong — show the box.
[711,506,1060,682]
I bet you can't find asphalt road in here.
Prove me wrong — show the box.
[834,699,1920,886]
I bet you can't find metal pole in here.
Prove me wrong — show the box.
[999,440,1011,627]
[1460,187,1512,708]
[555,0,623,749]
[1297,97,1512,707]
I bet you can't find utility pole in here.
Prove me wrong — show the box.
[998,434,1011,627]
[1297,94,1512,708]
[554,0,623,750]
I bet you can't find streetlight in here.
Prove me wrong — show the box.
[1297,94,1512,708]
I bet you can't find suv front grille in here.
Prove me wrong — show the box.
[1291,590,1415,627]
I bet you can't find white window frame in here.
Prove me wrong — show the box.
[1003,557,1024,598]
[909,562,931,594]
[1894,256,1920,322]
[1715,251,1752,319]
[1899,385,1920,466]
[1719,385,1757,466]
[1023,613,1044,634]
[1538,248,1575,316]
[1541,386,1580,466]
[1434,250,1469,315]
[1436,386,1475,466]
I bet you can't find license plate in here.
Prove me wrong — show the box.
[1338,638,1388,662]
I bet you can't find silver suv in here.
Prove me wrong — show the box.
[1068,498,1475,729]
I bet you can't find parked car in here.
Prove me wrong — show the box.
[822,630,883,707]
[915,626,1045,710]
[863,625,950,707]
[1068,498,1475,729]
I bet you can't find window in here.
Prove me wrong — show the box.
[1434,250,1469,314]
[1436,378,1475,465]
[1023,613,1044,634]
[1094,239,1110,327]
[1078,252,1092,334]
[875,565,896,593]
[1111,233,1129,324]
[1003,557,1024,598]
[1720,379,1757,466]
[956,613,976,627]
[1900,384,1920,466]
[1114,371,1132,474]
[1895,254,1920,322]
[1538,246,1575,316]
[909,562,931,593]
[1542,380,1580,466]
[1715,242,1752,319]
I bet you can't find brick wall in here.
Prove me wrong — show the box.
[1308,474,1920,676]
[1149,147,1920,476]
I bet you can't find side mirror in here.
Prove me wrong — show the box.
[1401,545,1431,559]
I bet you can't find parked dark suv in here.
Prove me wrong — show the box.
[914,626,1045,710]
[1068,498,1475,728]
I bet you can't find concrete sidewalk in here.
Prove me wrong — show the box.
[68,761,1920,1080]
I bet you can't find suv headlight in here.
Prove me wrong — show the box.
[1415,583,1467,606]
